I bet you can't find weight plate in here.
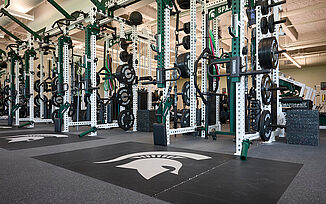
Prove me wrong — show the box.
[34,95,48,107]
[176,0,190,9]
[37,71,45,78]
[117,109,134,131]
[258,37,279,69]
[182,81,190,106]
[116,64,136,84]
[43,81,50,92]
[34,106,40,118]
[259,110,272,141]
[19,97,27,106]
[180,109,190,128]
[51,77,58,92]
[182,35,190,50]
[183,22,190,34]
[34,80,40,92]
[52,94,63,107]
[261,74,272,105]
[68,106,75,117]
[120,38,129,50]
[117,87,131,107]
[4,97,10,107]
[129,11,143,26]
[261,0,269,15]
[19,108,28,118]
[96,72,101,86]
[84,92,101,105]
[260,17,268,34]
[120,51,130,62]
[51,109,59,123]
[176,52,190,78]
[4,85,9,95]
[268,14,275,33]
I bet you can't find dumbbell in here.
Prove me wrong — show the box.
[177,22,190,34]
[260,14,286,34]
[176,35,190,50]
[261,0,286,15]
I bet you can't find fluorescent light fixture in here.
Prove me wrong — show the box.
[6,9,34,21]
[282,52,301,68]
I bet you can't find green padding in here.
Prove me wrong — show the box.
[214,131,235,136]
[79,127,97,137]
[240,139,251,160]
[18,121,34,128]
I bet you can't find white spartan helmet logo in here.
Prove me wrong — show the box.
[94,151,211,180]
[5,134,68,143]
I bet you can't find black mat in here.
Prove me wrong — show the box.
[0,130,101,150]
[34,142,302,204]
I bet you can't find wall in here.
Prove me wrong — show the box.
[280,66,326,88]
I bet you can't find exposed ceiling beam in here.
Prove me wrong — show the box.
[282,33,326,51]
[281,17,298,41]
[281,2,326,17]
[6,8,34,21]
[287,18,326,27]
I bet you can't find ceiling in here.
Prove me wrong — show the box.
[0,0,325,70]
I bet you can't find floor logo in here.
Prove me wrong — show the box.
[6,134,68,143]
[94,151,211,180]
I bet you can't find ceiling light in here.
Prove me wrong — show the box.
[282,52,301,68]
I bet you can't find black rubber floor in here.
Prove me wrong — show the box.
[35,142,302,204]
[0,130,101,150]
